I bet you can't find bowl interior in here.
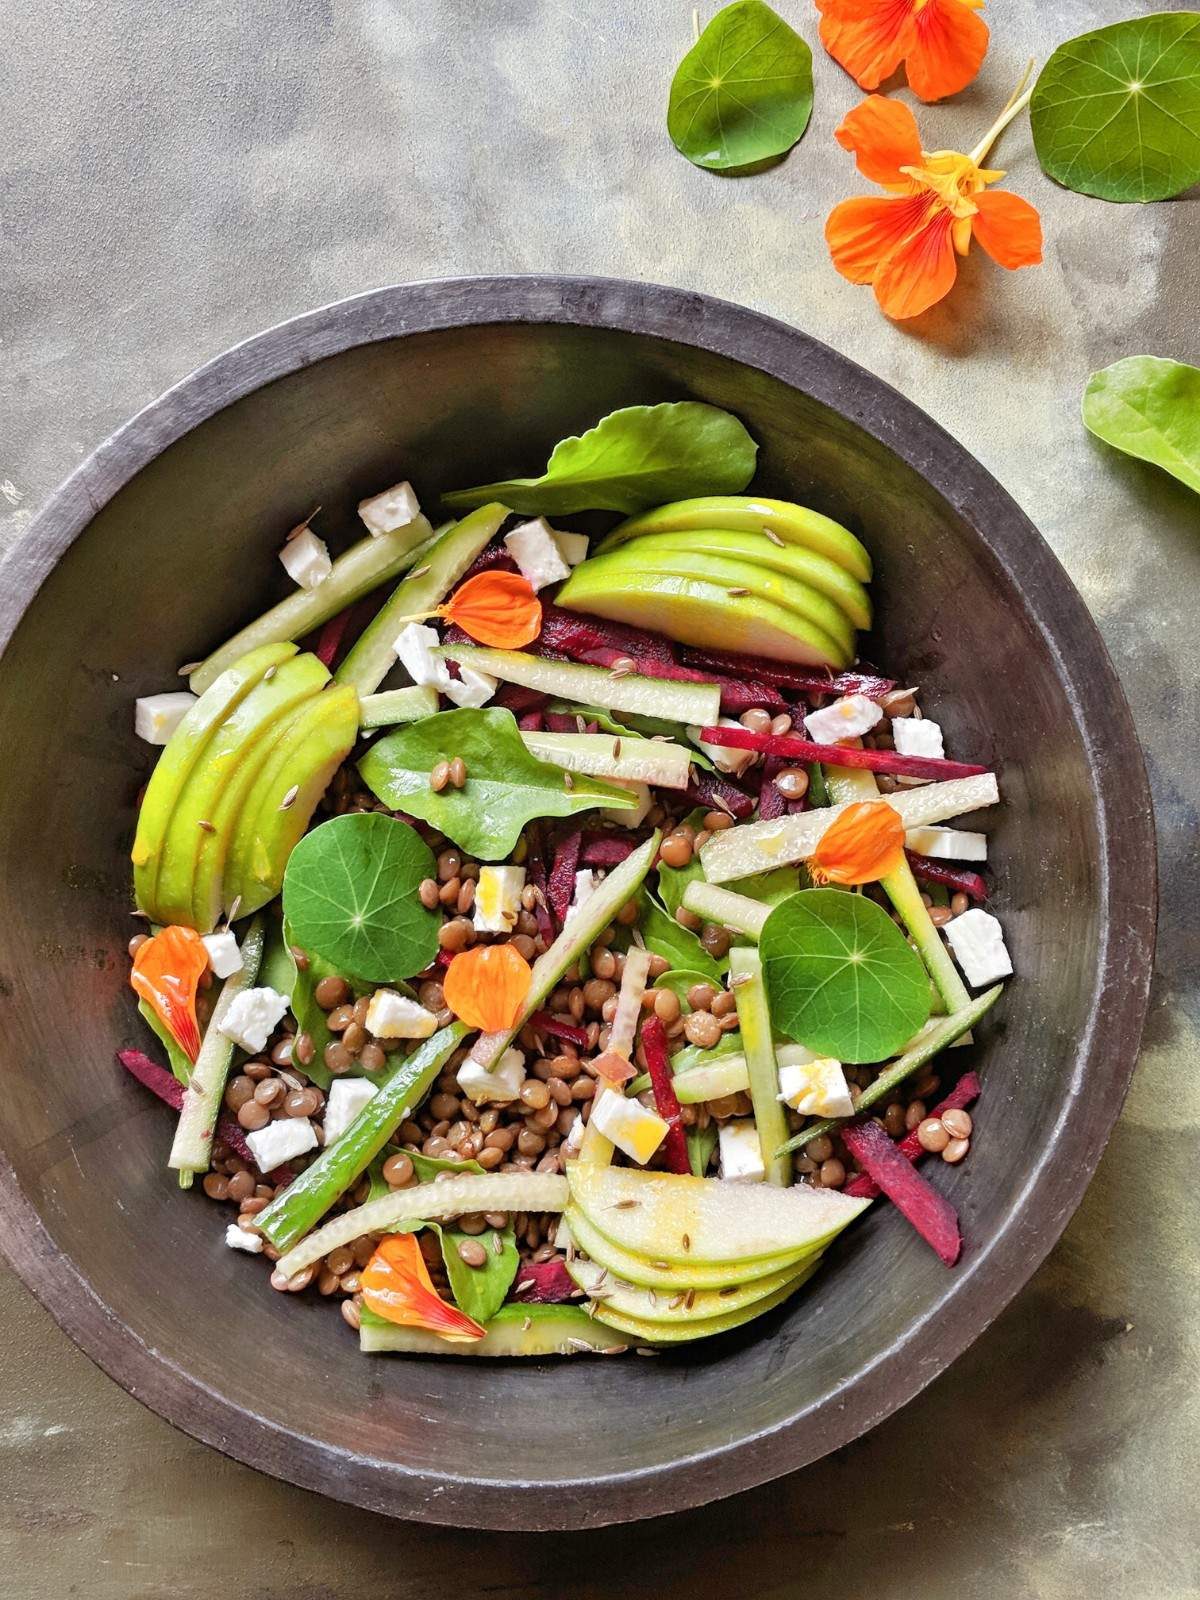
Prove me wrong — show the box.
[0,306,1136,1527]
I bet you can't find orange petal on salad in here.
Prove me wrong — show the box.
[970,189,1043,269]
[362,1233,486,1342]
[809,801,906,886]
[443,571,542,649]
[442,942,532,1033]
[834,95,923,189]
[826,192,932,285]
[907,0,989,102]
[130,924,209,1063]
[871,206,959,320]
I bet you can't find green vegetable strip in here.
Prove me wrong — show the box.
[681,880,770,938]
[728,946,791,1186]
[190,518,434,695]
[274,1171,569,1280]
[257,1023,467,1252]
[881,858,974,1021]
[807,762,831,808]
[167,917,265,1180]
[775,986,1002,1158]
[335,505,508,694]
[358,686,440,729]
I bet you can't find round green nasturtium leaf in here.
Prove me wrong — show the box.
[282,812,440,984]
[760,889,931,1064]
[668,0,814,173]
[1031,13,1200,203]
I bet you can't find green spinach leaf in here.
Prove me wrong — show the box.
[358,707,637,859]
[439,1222,520,1323]
[549,703,715,770]
[443,403,757,516]
[281,813,440,984]
[1083,355,1200,495]
[668,0,814,172]
[1031,13,1200,202]
[725,865,804,905]
[687,1122,719,1177]
[656,808,709,915]
[760,889,930,1063]
[638,889,726,981]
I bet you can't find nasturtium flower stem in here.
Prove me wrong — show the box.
[971,59,1037,165]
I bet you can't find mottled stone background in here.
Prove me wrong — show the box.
[1,0,1197,1594]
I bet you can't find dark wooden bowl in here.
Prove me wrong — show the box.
[0,278,1155,1529]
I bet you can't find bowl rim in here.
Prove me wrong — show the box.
[0,275,1157,1529]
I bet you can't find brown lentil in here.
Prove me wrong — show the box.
[675,906,702,932]
[244,1059,271,1081]
[653,988,681,1023]
[314,975,350,1010]
[950,892,970,918]
[883,1102,907,1138]
[293,1031,315,1067]
[659,832,694,869]
[740,708,772,733]
[710,989,737,1017]
[916,1117,951,1153]
[683,1011,722,1049]
[237,1100,270,1131]
[687,982,717,1012]
[773,767,809,801]
[929,905,952,928]
[253,1077,285,1109]
[430,760,451,792]
[326,1003,354,1033]
[905,1100,927,1131]
[224,1075,255,1112]
[202,1173,230,1201]
[942,1136,970,1164]
[807,1134,834,1163]
[448,756,468,788]
[704,810,734,832]
[819,1158,846,1188]
[941,1108,973,1139]
[700,924,732,959]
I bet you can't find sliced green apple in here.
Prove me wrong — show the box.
[600,496,872,582]
[567,1253,813,1322]
[132,641,297,918]
[223,684,360,919]
[591,1259,821,1344]
[555,567,849,668]
[567,1164,868,1266]
[562,1204,811,1290]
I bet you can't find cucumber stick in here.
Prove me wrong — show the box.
[682,880,770,938]
[168,917,265,1180]
[437,644,720,727]
[335,504,509,694]
[190,518,434,695]
[359,686,440,728]
[360,1302,623,1357]
[521,731,691,789]
[727,947,791,1186]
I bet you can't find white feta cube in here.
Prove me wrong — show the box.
[358,480,421,536]
[905,826,988,862]
[444,664,498,709]
[473,864,526,933]
[803,694,883,745]
[550,529,589,567]
[457,1046,526,1104]
[777,1057,854,1119]
[322,1077,379,1145]
[279,527,332,590]
[603,780,651,828]
[365,988,438,1039]
[892,716,945,759]
[135,692,197,745]
[504,518,572,591]
[394,622,452,691]
[718,1118,766,1184]
[245,1115,318,1171]
[218,986,291,1054]
[688,717,757,777]
[589,1092,669,1165]
[201,929,243,979]
[225,1223,264,1253]
[563,868,599,928]
[944,908,1013,987]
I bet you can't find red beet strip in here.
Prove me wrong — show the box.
[845,1073,981,1200]
[579,835,636,867]
[697,725,987,782]
[680,647,894,701]
[539,604,674,665]
[543,710,577,733]
[904,851,988,902]
[841,1119,961,1265]
[510,1257,578,1303]
[758,765,787,821]
[517,710,544,731]
[640,1016,691,1176]
[460,543,518,582]
[117,1049,293,1183]
[523,827,558,942]
[530,1011,590,1048]
[685,768,756,820]
[493,682,547,715]
[547,828,583,924]
[314,603,356,668]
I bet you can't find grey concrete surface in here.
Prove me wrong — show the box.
[1,1,1197,1595]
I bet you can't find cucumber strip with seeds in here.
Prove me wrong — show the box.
[359,686,440,728]
[728,946,791,1186]
[436,644,720,727]
[359,1302,624,1357]
[682,880,771,938]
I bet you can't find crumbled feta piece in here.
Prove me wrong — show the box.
[473,864,525,933]
[225,1223,264,1253]
[777,1057,854,1119]
[218,986,291,1054]
[444,664,498,708]
[892,716,945,759]
[279,527,332,590]
[944,908,1013,987]
[803,693,883,745]
[365,988,438,1039]
[394,622,452,691]
[563,868,600,928]
[718,1119,766,1183]
[905,826,988,861]
[245,1115,318,1171]
[504,518,572,590]
[322,1077,379,1145]
[550,529,589,567]
[358,480,421,536]
[457,1047,526,1104]
[688,717,757,777]
[134,692,196,745]
[590,1092,669,1165]
[603,780,651,828]
[201,929,243,979]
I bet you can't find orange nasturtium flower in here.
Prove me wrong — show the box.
[362,1234,486,1342]
[816,0,989,102]
[442,571,542,649]
[809,801,906,886]
[825,89,1042,321]
[442,942,533,1033]
[129,924,209,1062]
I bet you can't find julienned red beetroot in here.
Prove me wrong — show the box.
[640,1016,691,1176]
[543,711,577,733]
[758,765,787,822]
[523,827,557,943]
[697,724,987,782]
[579,834,635,867]
[510,1257,578,1303]
[680,647,894,701]
[840,1119,961,1265]
[530,1011,589,1048]
[904,851,988,902]
[493,682,547,715]
[460,543,518,582]
[547,828,583,924]
[844,1073,981,1199]
[685,769,755,820]
[517,710,544,731]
